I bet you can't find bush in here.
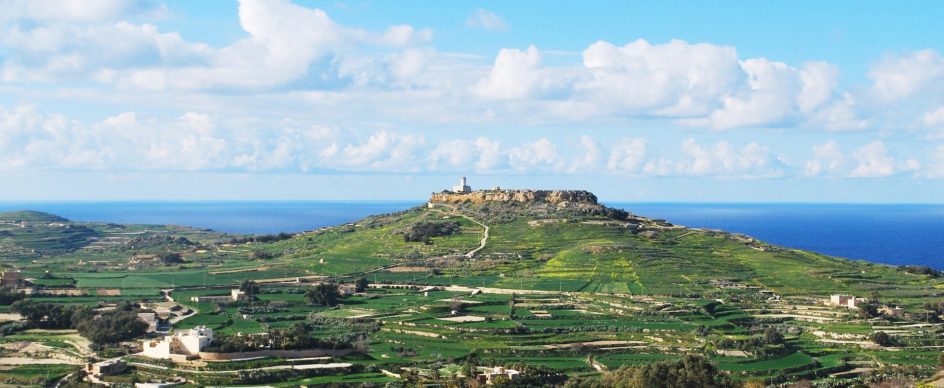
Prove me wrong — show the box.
[403,221,461,244]
[305,283,341,306]
[75,310,149,345]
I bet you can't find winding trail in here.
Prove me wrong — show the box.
[457,214,488,258]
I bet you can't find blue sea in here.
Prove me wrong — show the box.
[0,201,942,269]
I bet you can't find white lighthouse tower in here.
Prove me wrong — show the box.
[452,176,472,193]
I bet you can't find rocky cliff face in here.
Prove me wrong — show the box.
[429,190,598,206]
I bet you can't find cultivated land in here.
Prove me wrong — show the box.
[0,191,943,387]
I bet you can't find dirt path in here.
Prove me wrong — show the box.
[457,214,488,258]
[129,361,352,374]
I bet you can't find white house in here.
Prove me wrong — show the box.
[189,289,250,303]
[478,366,520,384]
[452,177,472,193]
[828,294,869,310]
[142,326,213,361]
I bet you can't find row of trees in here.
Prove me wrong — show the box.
[10,300,148,344]
[564,355,736,388]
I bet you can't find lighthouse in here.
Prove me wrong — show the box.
[452,176,472,193]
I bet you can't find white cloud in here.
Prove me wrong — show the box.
[335,130,426,172]
[804,140,846,176]
[870,49,944,101]
[606,138,648,173]
[465,9,508,32]
[473,137,506,171]
[474,45,549,99]
[427,137,507,173]
[0,2,872,131]
[698,60,839,129]
[0,0,155,23]
[0,0,437,90]
[579,39,742,116]
[643,139,780,177]
[849,141,919,177]
[569,135,602,172]
[507,138,561,172]
[924,107,944,127]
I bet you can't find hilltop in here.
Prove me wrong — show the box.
[429,189,599,206]
[0,210,69,223]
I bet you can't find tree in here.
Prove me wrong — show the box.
[764,327,785,345]
[701,301,722,317]
[75,311,148,345]
[11,300,82,329]
[0,289,24,305]
[872,331,895,347]
[158,252,183,264]
[857,301,880,319]
[239,279,260,300]
[354,277,369,293]
[305,283,341,306]
[599,354,735,388]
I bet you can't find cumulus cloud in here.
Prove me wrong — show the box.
[849,141,919,177]
[507,138,561,172]
[428,137,508,172]
[606,138,648,174]
[804,141,846,176]
[569,136,603,172]
[642,139,780,177]
[696,60,840,129]
[465,8,508,32]
[473,45,550,99]
[579,39,742,116]
[0,1,876,130]
[870,49,944,101]
[804,140,920,178]
[0,0,436,90]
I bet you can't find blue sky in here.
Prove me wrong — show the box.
[2,0,944,202]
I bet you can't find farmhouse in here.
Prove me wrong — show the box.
[87,359,127,377]
[828,294,869,309]
[880,305,904,317]
[0,271,25,289]
[477,366,520,385]
[189,289,250,303]
[142,326,213,361]
[129,254,160,265]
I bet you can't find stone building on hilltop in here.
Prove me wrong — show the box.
[452,176,472,193]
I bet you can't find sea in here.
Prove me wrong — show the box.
[0,201,942,269]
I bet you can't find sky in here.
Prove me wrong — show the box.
[2,1,944,202]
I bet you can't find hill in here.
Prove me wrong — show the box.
[263,189,939,304]
[0,210,233,262]
[2,191,944,386]
[0,210,69,223]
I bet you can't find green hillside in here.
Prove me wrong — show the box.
[0,210,69,223]
[259,195,940,307]
[2,194,943,386]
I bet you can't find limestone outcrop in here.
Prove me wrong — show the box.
[429,190,598,206]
